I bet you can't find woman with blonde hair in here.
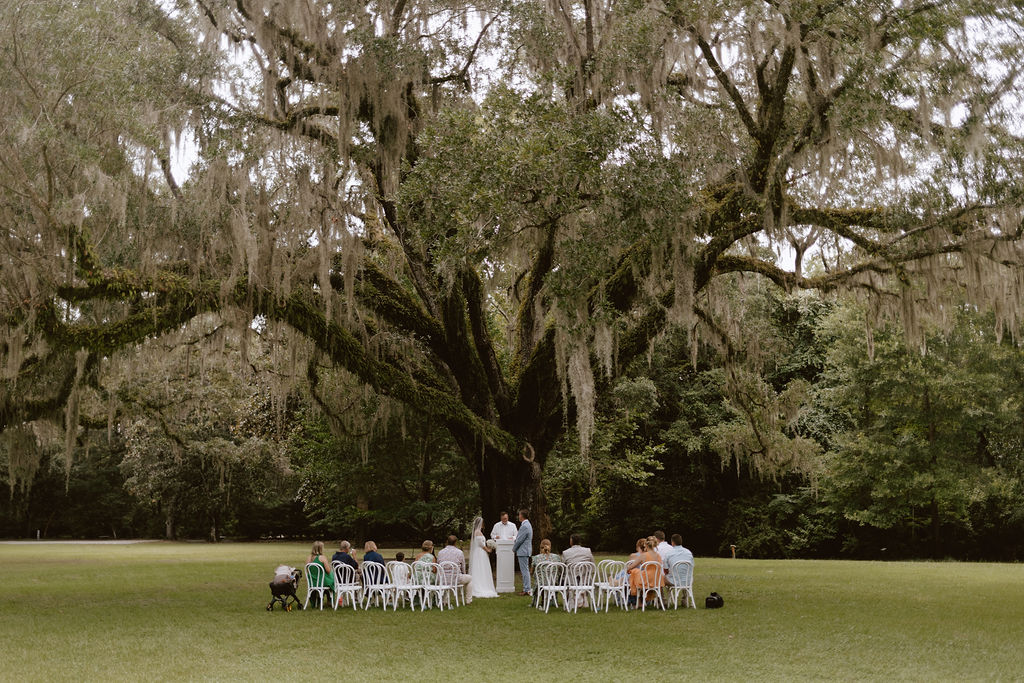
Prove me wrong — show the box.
[626,536,662,606]
[306,540,335,595]
[362,540,385,565]
[532,538,561,565]
[529,539,561,607]
[625,538,647,569]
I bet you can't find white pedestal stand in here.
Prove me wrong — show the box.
[496,539,516,593]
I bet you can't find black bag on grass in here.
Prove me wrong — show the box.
[705,592,724,609]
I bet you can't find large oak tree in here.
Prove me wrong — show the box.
[3,0,1023,536]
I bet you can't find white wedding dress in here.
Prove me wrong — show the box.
[469,532,498,598]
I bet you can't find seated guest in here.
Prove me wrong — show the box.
[530,539,562,607]
[561,534,595,609]
[436,535,473,603]
[331,540,359,571]
[627,537,663,605]
[532,538,561,565]
[663,533,694,583]
[625,538,647,569]
[654,530,672,565]
[610,538,647,588]
[394,551,406,563]
[414,540,435,563]
[307,540,335,595]
[561,533,594,564]
[363,541,385,565]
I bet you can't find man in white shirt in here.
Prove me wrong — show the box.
[490,511,518,541]
[654,530,672,564]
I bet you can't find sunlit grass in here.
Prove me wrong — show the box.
[2,542,1022,680]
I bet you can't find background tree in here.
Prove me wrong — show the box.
[815,304,1024,558]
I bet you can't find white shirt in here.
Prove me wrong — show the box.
[490,520,518,540]
[656,540,672,564]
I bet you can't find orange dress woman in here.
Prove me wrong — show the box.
[627,537,663,598]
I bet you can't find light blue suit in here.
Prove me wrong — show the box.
[513,518,533,593]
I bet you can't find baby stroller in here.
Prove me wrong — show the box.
[267,565,304,611]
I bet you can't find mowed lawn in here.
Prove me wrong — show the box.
[2,543,1022,681]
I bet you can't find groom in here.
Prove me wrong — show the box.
[512,508,533,596]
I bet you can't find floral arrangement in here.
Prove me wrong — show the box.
[485,539,497,549]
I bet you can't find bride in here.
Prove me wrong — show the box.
[468,516,498,599]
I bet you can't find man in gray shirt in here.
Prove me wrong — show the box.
[561,533,594,564]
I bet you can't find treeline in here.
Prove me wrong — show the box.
[4,290,1024,560]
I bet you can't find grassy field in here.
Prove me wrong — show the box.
[2,542,1022,681]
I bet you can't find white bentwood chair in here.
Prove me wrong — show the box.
[417,561,451,610]
[331,561,362,610]
[436,560,464,609]
[566,561,598,613]
[304,562,333,610]
[387,561,421,610]
[596,559,628,611]
[666,558,696,609]
[636,560,666,611]
[534,561,568,613]
[360,561,394,609]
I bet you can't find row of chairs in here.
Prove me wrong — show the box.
[304,560,465,611]
[534,559,695,613]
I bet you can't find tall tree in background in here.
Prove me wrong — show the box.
[2,0,1024,538]
[817,304,1024,557]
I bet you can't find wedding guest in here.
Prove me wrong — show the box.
[530,539,562,607]
[663,533,694,581]
[532,538,561,565]
[394,551,406,563]
[414,540,435,563]
[561,533,594,565]
[490,511,518,540]
[627,537,663,606]
[437,536,469,573]
[654,530,672,564]
[363,541,385,565]
[625,537,647,570]
[331,540,358,571]
[561,535,595,609]
[437,534,473,603]
[307,540,335,596]
[609,538,647,589]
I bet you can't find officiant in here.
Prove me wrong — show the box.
[489,511,516,572]
[490,511,518,541]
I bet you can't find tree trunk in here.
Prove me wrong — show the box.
[474,444,552,546]
[356,493,369,543]
[164,504,175,540]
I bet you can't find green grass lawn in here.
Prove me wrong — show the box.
[2,542,1022,681]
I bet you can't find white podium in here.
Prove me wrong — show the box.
[496,539,516,593]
